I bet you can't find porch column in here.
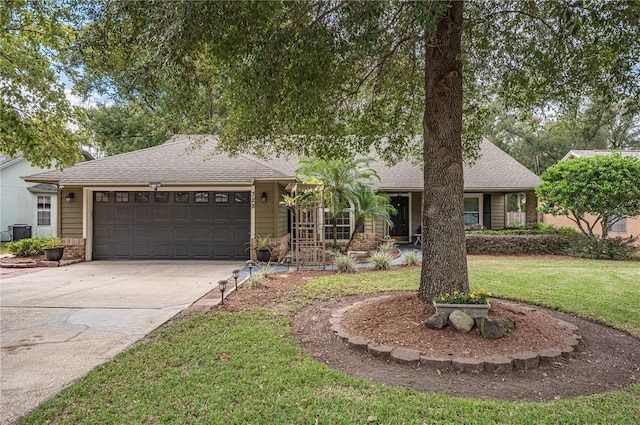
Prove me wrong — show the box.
[525,191,538,230]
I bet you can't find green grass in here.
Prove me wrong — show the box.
[0,241,10,254]
[19,258,640,424]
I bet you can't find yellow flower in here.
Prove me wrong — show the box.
[487,292,492,297]
[470,293,476,299]
[453,291,459,295]
[440,296,446,302]
[479,288,486,293]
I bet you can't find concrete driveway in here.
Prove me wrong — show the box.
[0,260,242,424]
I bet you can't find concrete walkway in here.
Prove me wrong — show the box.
[0,261,243,424]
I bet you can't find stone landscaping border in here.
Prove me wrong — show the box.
[330,295,583,374]
[0,259,83,268]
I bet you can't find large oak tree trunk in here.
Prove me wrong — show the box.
[418,1,469,303]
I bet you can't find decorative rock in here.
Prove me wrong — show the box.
[560,345,575,359]
[475,316,515,340]
[539,348,563,366]
[368,343,393,359]
[483,355,513,374]
[449,310,475,333]
[452,357,484,373]
[347,336,370,350]
[420,356,452,370]
[330,324,349,341]
[391,347,421,366]
[512,351,539,370]
[425,312,449,329]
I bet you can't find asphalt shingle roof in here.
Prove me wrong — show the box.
[25,135,540,191]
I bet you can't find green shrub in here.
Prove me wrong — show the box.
[402,249,420,266]
[333,252,356,273]
[6,237,62,256]
[246,272,268,288]
[571,236,639,260]
[6,238,43,256]
[369,250,392,270]
[377,241,398,255]
[466,224,580,236]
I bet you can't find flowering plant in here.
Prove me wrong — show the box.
[434,288,491,305]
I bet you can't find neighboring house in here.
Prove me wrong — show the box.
[24,135,541,261]
[0,154,58,241]
[541,149,640,241]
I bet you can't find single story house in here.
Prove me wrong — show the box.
[541,149,640,241]
[24,135,541,261]
[1,154,59,241]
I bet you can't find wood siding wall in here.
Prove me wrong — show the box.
[490,193,506,230]
[60,188,83,238]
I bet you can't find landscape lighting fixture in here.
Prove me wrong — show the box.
[232,269,240,291]
[245,259,256,276]
[218,280,227,305]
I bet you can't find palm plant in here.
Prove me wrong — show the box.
[344,184,396,252]
[296,157,381,250]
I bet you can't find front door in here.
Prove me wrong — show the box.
[389,195,409,239]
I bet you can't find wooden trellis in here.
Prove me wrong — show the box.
[284,183,326,267]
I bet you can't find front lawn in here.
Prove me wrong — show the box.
[19,257,640,424]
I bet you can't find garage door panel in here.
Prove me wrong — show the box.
[113,245,131,258]
[94,191,250,260]
[135,209,151,222]
[173,245,191,258]
[154,210,170,222]
[213,227,230,240]
[135,226,151,239]
[134,245,150,257]
[153,245,171,257]
[173,228,193,240]
[174,209,190,222]
[213,209,230,222]
[193,245,210,257]
[114,226,131,239]
[154,227,172,240]
[193,210,209,222]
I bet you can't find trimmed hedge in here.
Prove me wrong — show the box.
[465,233,583,255]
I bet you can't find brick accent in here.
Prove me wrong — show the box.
[525,191,538,229]
[61,238,85,260]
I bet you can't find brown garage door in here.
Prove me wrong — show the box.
[93,190,251,260]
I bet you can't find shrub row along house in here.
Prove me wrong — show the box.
[24,135,541,262]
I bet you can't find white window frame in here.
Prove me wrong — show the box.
[324,207,353,241]
[608,216,627,233]
[37,195,52,226]
[463,194,483,226]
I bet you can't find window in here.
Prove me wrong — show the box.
[214,192,229,203]
[195,192,209,203]
[154,192,169,203]
[324,209,351,241]
[175,192,189,203]
[609,216,627,233]
[134,192,149,203]
[95,192,109,202]
[234,192,250,203]
[115,192,129,203]
[37,195,51,225]
[463,196,481,225]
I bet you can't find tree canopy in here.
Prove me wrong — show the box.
[537,154,640,242]
[70,0,640,301]
[0,0,84,168]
